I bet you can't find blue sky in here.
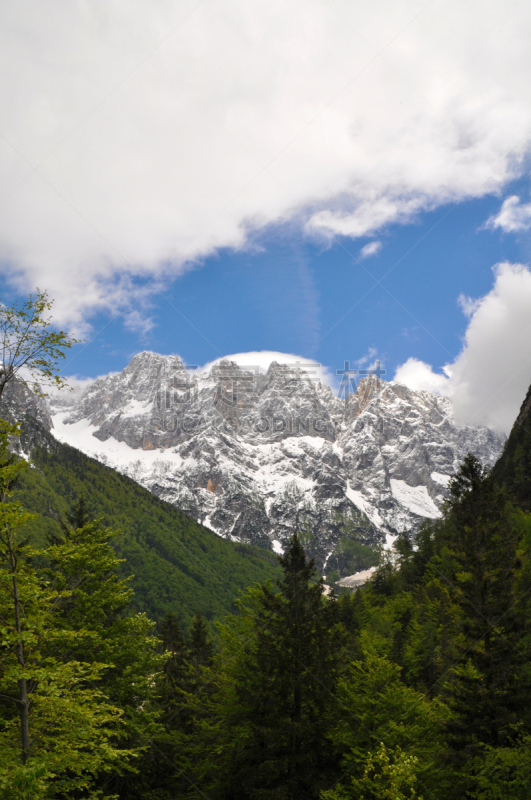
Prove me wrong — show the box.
[44,179,527,389]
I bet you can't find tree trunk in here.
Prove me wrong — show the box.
[10,543,31,762]
[0,364,14,400]
[18,671,30,763]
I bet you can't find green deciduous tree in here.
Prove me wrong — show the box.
[0,423,132,797]
[0,289,78,399]
[467,736,531,799]
[0,427,161,798]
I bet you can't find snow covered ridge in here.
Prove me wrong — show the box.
[46,351,505,571]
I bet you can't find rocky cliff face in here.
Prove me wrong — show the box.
[48,351,505,571]
[1,378,53,431]
[0,378,54,454]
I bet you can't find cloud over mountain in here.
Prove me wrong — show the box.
[394,263,531,433]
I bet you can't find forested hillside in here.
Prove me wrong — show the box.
[491,381,531,511]
[14,415,280,628]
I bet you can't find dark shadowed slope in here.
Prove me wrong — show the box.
[491,382,531,511]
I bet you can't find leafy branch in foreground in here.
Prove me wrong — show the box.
[0,289,79,399]
[0,425,161,799]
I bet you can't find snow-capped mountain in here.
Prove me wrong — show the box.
[46,351,505,570]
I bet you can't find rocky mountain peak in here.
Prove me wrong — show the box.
[45,351,507,572]
[346,375,385,416]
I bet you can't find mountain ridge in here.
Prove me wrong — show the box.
[47,351,506,571]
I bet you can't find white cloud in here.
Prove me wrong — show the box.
[354,348,384,375]
[356,347,378,367]
[393,358,452,396]
[2,1,531,328]
[457,293,482,318]
[485,195,531,233]
[54,374,98,398]
[359,241,382,259]
[394,263,531,433]
[449,263,531,432]
[45,373,108,409]
[308,197,424,239]
[201,350,336,388]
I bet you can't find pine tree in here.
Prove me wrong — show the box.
[440,455,531,763]
[323,635,450,799]
[59,492,95,533]
[212,533,346,800]
[189,612,214,668]
[113,613,217,800]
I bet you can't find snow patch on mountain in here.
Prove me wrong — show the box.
[431,471,451,486]
[390,479,442,519]
[345,483,385,529]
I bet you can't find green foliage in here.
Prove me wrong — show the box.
[326,631,449,797]
[106,611,217,800]
[43,506,164,752]
[491,384,531,511]
[438,456,531,759]
[466,736,531,799]
[0,421,145,799]
[347,453,531,799]
[0,290,79,399]
[178,535,347,800]
[326,536,379,582]
[323,742,423,800]
[14,423,280,628]
[0,660,133,798]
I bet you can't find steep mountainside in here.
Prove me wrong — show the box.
[9,413,280,628]
[48,351,505,570]
[2,374,54,447]
[491,382,531,510]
